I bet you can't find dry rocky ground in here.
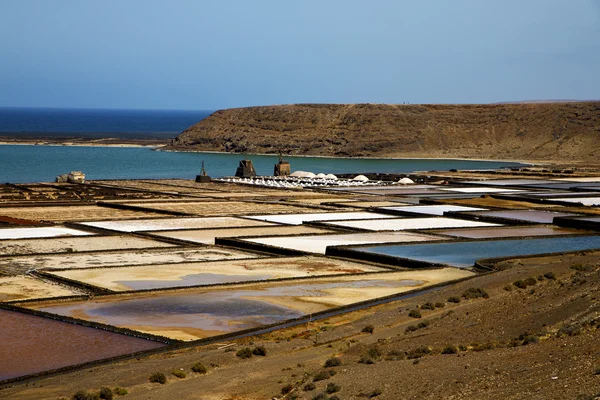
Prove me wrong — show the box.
[3,251,599,400]
[167,102,600,162]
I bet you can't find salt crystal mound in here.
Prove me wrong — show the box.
[398,177,415,185]
[0,227,94,240]
[315,173,327,179]
[353,175,369,181]
[325,174,338,180]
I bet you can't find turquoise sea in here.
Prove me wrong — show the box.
[0,144,523,183]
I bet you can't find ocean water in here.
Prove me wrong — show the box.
[0,145,523,183]
[0,107,213,138]
[0,107,524,182]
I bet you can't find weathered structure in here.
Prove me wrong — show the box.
[235,159,256,178]
[274,154,291,176]
[56,171,85,184]
[195,161,212,183]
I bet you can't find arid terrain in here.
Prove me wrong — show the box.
[167,102,600,162]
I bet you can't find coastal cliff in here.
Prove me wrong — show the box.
[168,103,600,162]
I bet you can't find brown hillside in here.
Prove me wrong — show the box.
[167,102,600,162]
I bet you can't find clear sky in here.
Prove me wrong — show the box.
[1,0,599,110]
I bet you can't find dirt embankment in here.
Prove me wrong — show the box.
[167,102,600,162]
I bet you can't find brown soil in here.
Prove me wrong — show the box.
[166,102,600,162]
[4,251,599,400]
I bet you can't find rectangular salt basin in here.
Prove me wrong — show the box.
[378,205,487,216]
[151,225,333,245]
[31,268,474,341]
[322,217,500,231]
[116,201,322,216]
[0,309,164,381]
[461,179,559,186]
[439,187,525,193]
[0,205,163,222]
[354,235,600,268]
[0,248,260,275]
[245,212,396,225]
[465,210,578,224]
[245,231,442,254]
[551,197,600,206]
[80,217,275,233]
[0,235,174,256]
[0,275,84,301]
[0,226,94,240]
[48,257,386,291]
[428,226,584,239]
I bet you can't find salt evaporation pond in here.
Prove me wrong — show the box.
[428,226,584,239]
[33,269,472,341]
[0,226,93,240]
[353,235,600,268]
[378,205,487,216]
[245,211,395,225]
[80,216,274,233]
[322,217,500,231]
[464,210,578,224]
[0,309,163,381]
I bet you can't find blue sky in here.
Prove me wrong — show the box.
[0,0,599,110]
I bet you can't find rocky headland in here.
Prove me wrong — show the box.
[167,102,600,162]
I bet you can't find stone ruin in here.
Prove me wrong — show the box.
[235,159,257,178]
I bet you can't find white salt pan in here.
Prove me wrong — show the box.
[0,227,94,240]
[80,217,274,232]
[323,217,500,231]
[379,205,487,216]
[244,212,395,226]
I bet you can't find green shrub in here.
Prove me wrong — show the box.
[524,277,537,286]
[408,310,421,318]
[99,387,113,400]
[571,263,593,272]
[420,302,435,310]
[191,362,208,374]
[462,287,489,299]
[442,345,458,354]
[313,370,336,381]
[324,357,342,367]
[405,325,418,333]
[149,372,166,384]
[407,346,432,359]
[544,272,556,280]
[72,390,100,400]
[303,382,316,391]
[435,302,445,308]
[458,344,468,351]
[172,370,186,379]
[281,384,294,395]
[252,346,267,356]
[236,347,253,359]
[325,382,341,394]
[367,346,382,359]
[362,325,374,334]
[447,296,461,303]
[503,284,513,291]
[113,387,128,396]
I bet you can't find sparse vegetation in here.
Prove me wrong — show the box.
[99,387,113,400]
[72,390,100,400]
[571,263,593,272]
[359,356,375,364]
[323,382,339,394]
[524,277,537,286]
[236,347,253,359]
[252,345,267,356]
[149,372,167,384]
[191,362,208,374]
[408,310,422,318]
[172,370,186,379]
[544,272,556,280]
[462,287,489,299]
[513,280,527,289]
[442,345,458,354]
[447,296,461,303]
[420,302,436,310]
[521,335,539,345]
[324,357,342,367]
[281,384,294,395]
[407,346,432,359]
[369,388,383,398]
[303,382,316,391]
[362,324,374,334]
[313,370,336,381]
[504,284,513,291]
[113,387,128,396]
[435,302,445,308]
[312,393,328,400]
[417,320,430,329]
[405,325,418,333]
